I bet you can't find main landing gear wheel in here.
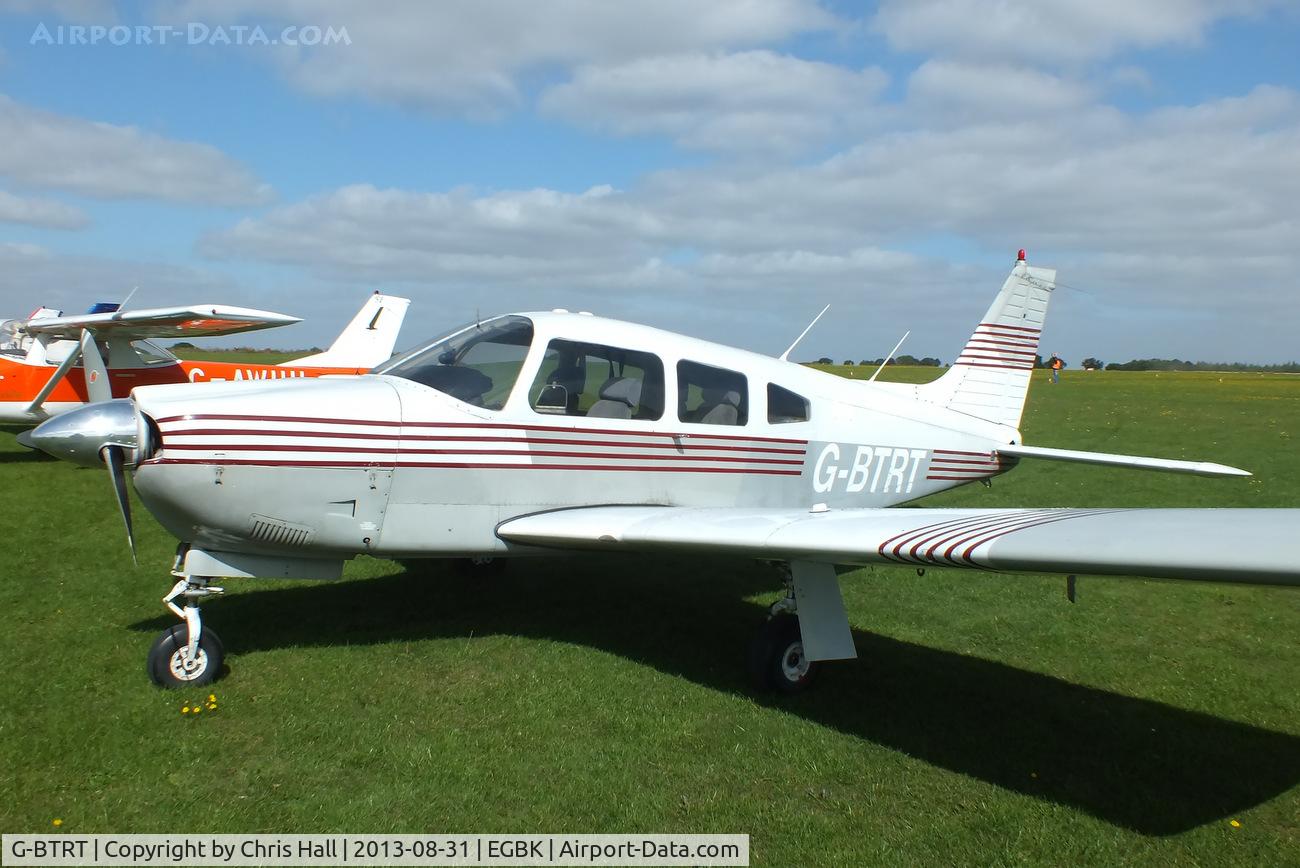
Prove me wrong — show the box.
[748,612,818,694]
[147,624,224,688]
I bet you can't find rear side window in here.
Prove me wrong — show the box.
[768,383,810,423]
[529,339,665,421]
[678,360,747,426]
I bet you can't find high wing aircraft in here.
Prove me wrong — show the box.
[28,251,1300,691]
[0,292,410,423]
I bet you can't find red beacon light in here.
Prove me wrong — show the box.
[1017,248,1027,262]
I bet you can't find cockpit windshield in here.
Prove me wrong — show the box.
[373,316,534,410]
[0,320,28,357]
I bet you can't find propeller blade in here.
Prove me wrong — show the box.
[104,444,137,565]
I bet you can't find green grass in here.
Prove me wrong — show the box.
[1,369,1297,866]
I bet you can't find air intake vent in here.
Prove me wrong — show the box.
[248,514,314,547]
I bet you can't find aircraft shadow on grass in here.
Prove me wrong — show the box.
[130,554,1300,836]
[0,449,55,464]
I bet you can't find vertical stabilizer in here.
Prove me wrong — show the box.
[291,292,411,369]
[920,252,1056,430]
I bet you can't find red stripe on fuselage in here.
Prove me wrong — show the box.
[161,443,804,464]
[146,457,801,475]
[159,428,807,455]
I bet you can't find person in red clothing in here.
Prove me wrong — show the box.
[1049,352,1064,384]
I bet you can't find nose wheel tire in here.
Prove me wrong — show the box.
[748,612,818,694]
[147,624,224,688]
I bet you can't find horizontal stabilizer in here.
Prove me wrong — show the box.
[997,444,1250,478]
[498,505,1300,587]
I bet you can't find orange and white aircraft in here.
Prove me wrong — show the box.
[0,293,409,423]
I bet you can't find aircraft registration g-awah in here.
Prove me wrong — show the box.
[0,291,410,424]
[29,251,1300,691]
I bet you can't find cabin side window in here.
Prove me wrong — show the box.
[529,338,665,421]
[108,337,175,368]
[767,383,810,423]
[677,360,748,426]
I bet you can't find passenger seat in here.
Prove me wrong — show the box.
[586,377,642,419]
[697,388,740,425]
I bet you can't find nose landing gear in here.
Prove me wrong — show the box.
[148,575,226,688]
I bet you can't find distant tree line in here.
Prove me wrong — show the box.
[810,353,1300,373]
[1102,358,1300,372]
[818,356,943,367]
[168,342,324,353]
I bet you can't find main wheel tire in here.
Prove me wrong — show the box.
[747,612,818,694]
[147,624,224,688]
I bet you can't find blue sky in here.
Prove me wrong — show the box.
[1,1,1298,364]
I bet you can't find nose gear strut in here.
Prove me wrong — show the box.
[147,556,227,688]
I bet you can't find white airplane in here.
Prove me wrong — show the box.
[0,292,410,423]
[28,251,1300,691]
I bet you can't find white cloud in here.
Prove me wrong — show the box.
[0,241,236,314]
[873,0,1277,64]
[197,82,1300,362]
[200,183,665,285]
[0,189,88,228]
[202,86,1300,275]
[1108,65,1155,93]
[170,0,837,115]
[906,61,1094,119]
[540,51,888,154]
[5,2,1295,363]
[0,94,272,205]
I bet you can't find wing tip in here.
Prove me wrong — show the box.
[1204,463,1252,478]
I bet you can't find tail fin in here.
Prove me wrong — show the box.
[291,292,411,369]
[920,252,1056,430]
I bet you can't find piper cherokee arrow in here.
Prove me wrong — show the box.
[29,251,1300,691]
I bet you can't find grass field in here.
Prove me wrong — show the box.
[1,368,1297,866]
[170,347,315,365]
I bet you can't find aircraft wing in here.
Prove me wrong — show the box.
[497,505,1300,587]
[23,304,301,340]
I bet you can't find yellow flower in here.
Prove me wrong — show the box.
[52,819,62,827]
[1230,819,1241,828]
[207,703,217,710]
[181,706,190,713]
[208,694,216,702]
